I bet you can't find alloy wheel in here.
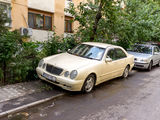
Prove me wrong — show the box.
[82,75,95,93]
[123,66,129,78]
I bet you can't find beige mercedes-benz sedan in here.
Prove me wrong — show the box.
[36,42,134,93]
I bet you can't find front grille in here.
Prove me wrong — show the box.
[135,64,144,67]
[46,64,63,76]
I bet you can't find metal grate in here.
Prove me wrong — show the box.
[46,64,63,76]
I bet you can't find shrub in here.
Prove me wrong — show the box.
[0,30,45,84]
[44,33,78,56]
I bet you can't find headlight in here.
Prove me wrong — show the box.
[140,59,148,63]
[42,63,46,69]
[70,70,78,79]
[38,59,44,67]
[64,71,69,77]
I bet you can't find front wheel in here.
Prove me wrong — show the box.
[157,60,160,67]
[148,61,153,71]
[82,74,95,93]
[122,66,130,78]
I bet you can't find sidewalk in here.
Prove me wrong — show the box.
[0,80,65,118]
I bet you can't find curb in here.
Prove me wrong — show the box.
[0,93,65,118]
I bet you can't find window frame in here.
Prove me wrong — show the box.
[65,16,73,33]
[28,10,53,31]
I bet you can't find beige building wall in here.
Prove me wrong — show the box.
[54,0,65,36]
[72,0,87,32]
[11,0,28,30]
[28,0,55,13]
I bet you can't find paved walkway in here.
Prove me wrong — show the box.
[0,80,65,117]
[0,81,43,103]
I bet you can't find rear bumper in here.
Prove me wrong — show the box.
[36,67,84,91]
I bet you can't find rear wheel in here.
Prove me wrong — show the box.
[122,66,130,78]
[82,74,95,93]
[148,61,153,71]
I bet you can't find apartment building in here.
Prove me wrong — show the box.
[0,0,83,41]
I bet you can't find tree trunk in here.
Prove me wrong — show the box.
[2,61,6,85]
[90,0,103,41]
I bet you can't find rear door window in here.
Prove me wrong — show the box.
[115,48,127,60]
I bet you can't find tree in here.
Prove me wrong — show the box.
[66,0,160,49]
[115,0,160,48]
[65,0,122,42]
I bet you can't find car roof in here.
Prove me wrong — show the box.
[83,42,120,48]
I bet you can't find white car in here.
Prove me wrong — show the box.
[127,44,160,71]
[36,42,134,93]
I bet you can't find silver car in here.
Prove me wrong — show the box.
[127,44,160,71]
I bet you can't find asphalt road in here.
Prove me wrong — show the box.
[2,66,160,120]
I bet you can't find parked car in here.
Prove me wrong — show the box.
[36,42,134,93]
[127,44,160,71]
[151,43,160,49]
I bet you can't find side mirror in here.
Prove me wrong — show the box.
[105,58,112,63]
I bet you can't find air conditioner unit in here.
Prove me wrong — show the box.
[20,27,33,36]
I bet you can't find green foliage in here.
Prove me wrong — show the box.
[116,0,160,48]
[66,0,160,49]
[40,83,53,91]
[0,30,43,84]
[10,42,43,83]
[0,31,20,63]
[0,3,10,34]
[44,33,78,56]
[0,7,45,85]
[65,0,121,42]
[44,33,62,56]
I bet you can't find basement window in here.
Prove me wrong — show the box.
[28,12,52,30]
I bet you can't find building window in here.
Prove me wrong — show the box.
[65,16,73,33]
[28,12,52,30]
[0,2,11,27]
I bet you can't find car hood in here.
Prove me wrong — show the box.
[127,51,152,59]
[44,52,97,70]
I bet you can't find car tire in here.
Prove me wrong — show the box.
[148,61,153,71]
[157,60,160,67]
[122,66,130,78]
[82,74,95,93]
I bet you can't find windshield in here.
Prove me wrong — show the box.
[129,45,152,54]
[68,44,105,60]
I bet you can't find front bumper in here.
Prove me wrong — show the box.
[134,62,149,69]
[36,67,84,91]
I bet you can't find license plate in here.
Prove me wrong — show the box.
[42,73,56,81]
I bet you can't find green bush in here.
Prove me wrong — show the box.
[44,33,78,56]
[0,30,45,84]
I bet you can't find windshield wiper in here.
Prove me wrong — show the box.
[82,56,94,60]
